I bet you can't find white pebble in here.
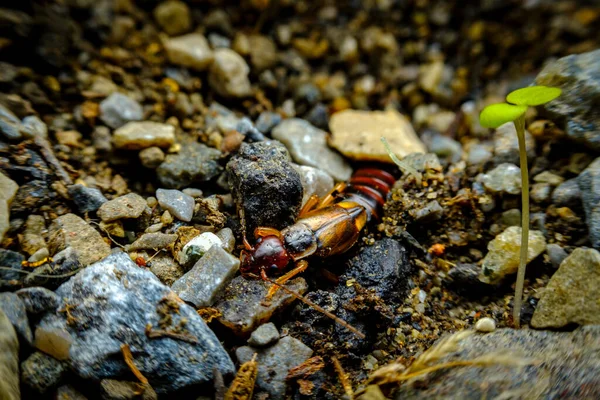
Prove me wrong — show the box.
[475,317,496,333]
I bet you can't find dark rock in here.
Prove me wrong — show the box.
[23,246,82,289]
[156,142,222,189]
[255,112,282,134]
[236,117,266,142]
[546,243,568,269]
[10,180,50,214]
[552,178,581,208]
[305,103,329,130]
[248,322,279,347]
[21,351,67,394]
[16,287,59,315]
[37,252,235,394]
[226,141,303,235]
[68,184,108,214]
[0,292,33,346]
[447,263,493,297]
[0,249,25,290]
[577,157,600,249]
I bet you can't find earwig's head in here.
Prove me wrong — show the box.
[240,235,292,278]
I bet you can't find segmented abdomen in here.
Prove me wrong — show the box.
[344,168,395,221]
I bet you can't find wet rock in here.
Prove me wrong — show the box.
[99,93,143,129]
[216,275,307,336]
[292,164,334,207]
[474,317,496,333]
[156,188,194,222]
[153,0,191,36]
[178,231,223,266]
[248,322,279,347]
[479,226,546,284]
[532,248,600,328]
[139,147,165,169]
[48,213,111,266]
[577,158,600,248]
[100,379,157,400]
[0,171,18,242]
[209,48,252,98]
[0,292,32,345]
[97,193,147,222]
[68,184,107,213]
[0,103,23,140]
[156,142,223,189]
[492,122,535,165]
[21,351,67,394]
[0,249,24,290]
[329,109,425,163]
[148,253,184,286]
[480,163,522,195]
[172,245,239,307]
[0,310,19,400]
[394,326,600,399]
[255,111,282,134]
[226,141,303,235]
[112,122,175,150]
[127,233,177,251]
[37,252,235,394]
[164,33,213,71]
[236,336,313,400]
[16,287,59,315]
[546,243,568,269]
[21,115,48,139]
[535,49,600,151]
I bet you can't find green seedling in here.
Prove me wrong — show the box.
[480,85,561,328]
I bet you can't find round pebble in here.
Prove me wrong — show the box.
[474,317,496,332]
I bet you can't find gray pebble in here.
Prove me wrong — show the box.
[216,227,235,253]
[480,163,522,195]
[552,178,581,208]
[467,143,493,166]
[577,157,600,249]
[127,233,177,251]
[208,48,252,98]
[156,142,223,189]
[546,243,568,269]
[493,122,535,166]
[0,103,23,141]
[156,188,194,222]
[68,184,107,213]
[531,182,552,203]
[255,112,282,134]
[248,322,280,347]
[99,93,143,129]
[16,287,59,315]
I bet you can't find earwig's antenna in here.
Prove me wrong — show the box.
[251,273,366,339]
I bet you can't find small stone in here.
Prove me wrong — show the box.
[93,126,112,152]
[148,254,184,286]
[0,103,23,140]
[182,188,203,198]
[97,193,147,222]
[216,275,308,335]
[127,233,177,251]
[0,310,20,400]
[21,115,48,139]
[422,131,462,162]
[113,121,175,150]
[532,248,600,328]
[410,200,444,223]
[255,112,282,134]
[34,327,73,361]
[68,184,107,213]
[156,142,223,189]
[292,164,334,207]
[236,336,313,400]
[160,210,173,225]
[248,323,279,347]
[208,33,231,49]
[100,379,158,400]
[501,209,521,227]
[329,109,425,163]
[145,223,163,233]
[474,317,496,332]
[480,163,522,195]
[98,93,143,129]
[0,292,32,346]
[577,158,600,249]
[236,117,266,142]
[216,228,235,253]
[492,122,535,165]
[467,143,493,166]
[246,35,278,71]
[20,215,46,256]
[156,188,194,222]
[21,351,67,394]
[139,147,165,169]
[209,48,252,98]
[533,171,564,186]
[172,245,239,307]
[153,0,191,36]
[531,183,552,203]
[16,287,59,315]
[48,213,111,266]
[164,33,214,71]
[552,178,581,207]
[55,130,82,147]
[479,226,546,284]
[179,232,223,266]
[546,243,568,269]
[27,247,48,263]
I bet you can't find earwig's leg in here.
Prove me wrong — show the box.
[318,182,347,209]
[298,194,320,217]
[254,227,283,240]
[266,260,309,299]
[242,234,253,250]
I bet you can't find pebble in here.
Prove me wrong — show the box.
[552,178,581,207]
[306,103,329,129]
[0,103,23,141]
[153,0,191,36]
[474,317,496,332]
[127,233,177,251]
[0,171,18,242]
[163,33,214,71]
[248,323,279,347]
[28,247,49,263]
[236,117,266,142]
[172,245,240,307]
[480,163,522,195]
[246,34,279,71]
[534,171,564,186]
[530,182,552,203]
[48,214,110,266]
[20,215,46,256]
[577,157,600,249]
[0,310,19,400]
[92,126,112,152]
[255,111,282,134]
[208,33,231,49]
[67,184,107,213]
[0,249,24,290]
[492,122,535,165]
[156,188,194,222]
[501,209,521,227]
[226,141,303,235]
[182,188,203,198]
[178,231,223,266]
[97,193,147,222]
[0,292,32,346]
[467,143,493,165]
[447,263,492,296]
[216,275,308,336]
[100,379,158,400]
[292,164,334,207]
[21,351,67,394]
[21,115,48,139]
[329,109,425,163]
[410,200,444,223]
[16,287,59,315]
[478,226,546,284]
[112,121,175,150]
[422,131,462,163]
[208,48,252,98]
[33,326,73,361]
[148,253,185,286]
[271,119,352,181]
[156,142,223,189]
[37,252,235,394]
[546,243,568,269]
[216,228,235,253]
[236,336,313,400]
[139,146,165,169]
[99,93,143,129]
[532,248,600,328]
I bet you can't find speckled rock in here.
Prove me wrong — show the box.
[236,336,313,400]
[226,141,303,235]
[127,233,177,251]
[0,310,19,400]
[577,158,600,249]
[480,163,522,195]
[172,245,239,307]
[113,121,175,150]
[99,93,143,129]
[67,184,107,213]
[153,0,191,36]
[532,248,600,328]
[156,188,194,222]
[163,33,213,70]
[37,252,235,394]
[248,322,279,347]
[272,119,352,181]
[208,48,252,98]
[21,351,67,394]
[156,142,223,189]
[492,122,535,165]
[0,292,32,346]
[97,193,147,222]
[16,287,59,315]
[329,109,425,163]
[292,164,334,207]
[479,226,546,284]
[467,143,493,166]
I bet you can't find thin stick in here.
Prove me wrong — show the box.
[513,115,529,329]
[332,356,354,399]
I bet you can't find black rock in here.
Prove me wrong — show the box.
[447,263,493,297]
[68,184,108,214]
[226,141,303,235]
[0,249,25,289]
[16,287,59,315]
[0,292,33,346]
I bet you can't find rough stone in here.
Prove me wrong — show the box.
[479,226,546,284]
[164,33,213,71]
[20,214,46,256]
[216,228,235,253]
[37,252,235,394]
[68,184,107,213]
[156,188,194,222]
[153,0,191,36]
[248,322,279,347]
[480,163,522,195]
[0,310,19,400]
[99,93,143,129]
[272,119,352,181]
[113,121,175,150]
[236,336,313,400]
[97,193,147,222]
[255,111,282,134]
[0,292,32,346]
[209,48,252,98]
[226,141,303,235]
[16,287,59,315]
[21,351,67,394]
[148,253,184,286]
[48,213,110,266]
[467,143,493,165]
[292,164,334,207]
[156,142,223,189]
[577,157,600,249]
[492,122,535,165]
[127,233,177,251]
[139,147,165,169]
